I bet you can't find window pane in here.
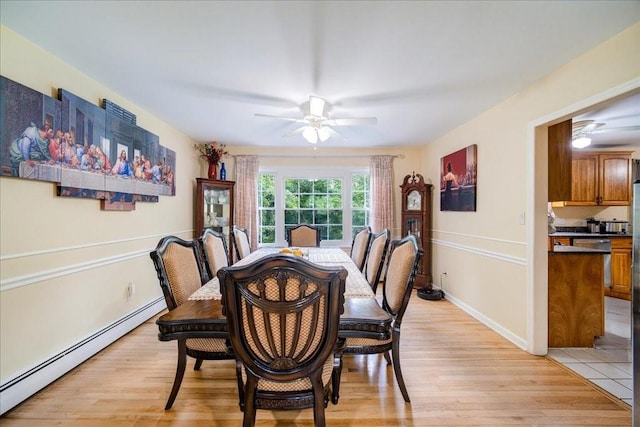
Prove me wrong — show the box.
[300,194,313,208]
[315,209,328,224]
[300,210,314,224]
[299,179,313,193]
[285,193,299,208]
[314,179,327,193]
[328,194,342,209]
[285,179,298,193]
[352,191,365,208]
[352,174,365,191]
[328,225,343,240]
[328,209,343,223]
[328,179,342,193]
[314,194,327,208]
[284,210,299,225]
[260,227,275,244]
[261,192,274,208]
[261,210,275,226]
[352,210,365,226]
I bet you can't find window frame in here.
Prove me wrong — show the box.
[258,166,369,247]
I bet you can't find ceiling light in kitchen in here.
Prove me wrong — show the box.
[572,135,592,149]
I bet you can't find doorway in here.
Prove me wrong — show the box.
[531,81,639,406]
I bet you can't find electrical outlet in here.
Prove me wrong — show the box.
[518,212,526,225]
[127,282,135,301]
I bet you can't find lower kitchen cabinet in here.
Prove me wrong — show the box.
[548,252,604,347]
[608,237,632,301]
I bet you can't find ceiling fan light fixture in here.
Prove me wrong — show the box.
[317,126,330,142]
[302,126,318,144]
[309,96,325,117]
[572,136,592,149]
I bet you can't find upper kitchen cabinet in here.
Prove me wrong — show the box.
[567,151,632,206]
[548,120,572,202]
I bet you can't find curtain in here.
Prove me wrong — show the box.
[369,155,394,234]
[233,155,259,251]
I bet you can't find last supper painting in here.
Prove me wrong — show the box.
[0,76,175,210]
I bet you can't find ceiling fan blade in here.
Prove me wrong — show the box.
[176,81,298,107]
[591,125,640,133]
[324,117,378,126]
[326,126,346,139]
[255,113,304,123]
[282,126,306,138]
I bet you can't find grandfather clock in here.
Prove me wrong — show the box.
[400,172,436,298]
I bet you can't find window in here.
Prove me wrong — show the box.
[351,173,369,236]
[258,168,369,247]
[258,173,276,244]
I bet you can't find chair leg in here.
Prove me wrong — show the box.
[165,338,188,410]
[331,340,345,404]
[312,375,327,427]
[243,377,257,427]
[391,334,410,403]
[194,358,203,370]
[383,350,392,365]
[235,360,246,411]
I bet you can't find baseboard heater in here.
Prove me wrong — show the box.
[0,297,166,415]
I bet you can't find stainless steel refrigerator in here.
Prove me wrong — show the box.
[633,181,639,425]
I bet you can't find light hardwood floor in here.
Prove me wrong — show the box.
[1,293,631,426]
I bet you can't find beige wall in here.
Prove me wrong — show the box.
[422,23,639,350]
[0,26,201,381]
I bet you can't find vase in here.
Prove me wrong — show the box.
[207,163,217,180]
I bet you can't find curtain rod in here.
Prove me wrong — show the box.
[231,154,405,159]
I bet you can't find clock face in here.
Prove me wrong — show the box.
[407,190,421,210]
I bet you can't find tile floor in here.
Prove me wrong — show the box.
[547,296,633,407]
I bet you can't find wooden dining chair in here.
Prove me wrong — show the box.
[350,226,373,271]
[364,229,390,294]
[332,234,422,404]
[199,228,230,280]
[287,224,321,247]
[149,235,233,409]
[218,254,347,427]
[232,225,252,262]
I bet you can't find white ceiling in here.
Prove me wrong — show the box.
[1,1,639,149]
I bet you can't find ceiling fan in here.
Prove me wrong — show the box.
[571,119,640,149]
[255,95,377,144]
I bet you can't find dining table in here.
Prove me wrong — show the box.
[156,246,392,345]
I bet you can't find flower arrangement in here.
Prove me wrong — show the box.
[193,141,228,165]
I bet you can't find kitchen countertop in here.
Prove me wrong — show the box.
[549,245,610,254]
[549,232,630,238]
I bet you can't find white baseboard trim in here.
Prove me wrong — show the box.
[0,297,166,415]
[440,290,528,351]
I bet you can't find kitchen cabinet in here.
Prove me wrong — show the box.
[547,120,572,202]
[609,236,632,301]
[566,151,632,206]
[195,178,235,257]
[399,172,433,289]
